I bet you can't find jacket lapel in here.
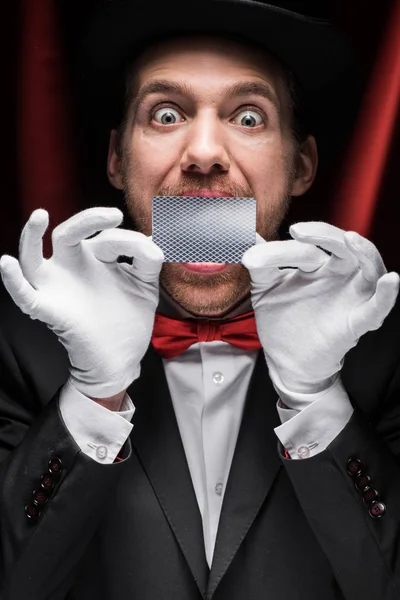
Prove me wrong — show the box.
[207,351,283,599]
[128,346,209,598]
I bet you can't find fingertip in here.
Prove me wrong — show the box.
[344,230,358,239]
[147,236,165,261]
[375,273,400,314]
[255,232,267,245]
[22,209,49,242]
[0,254,17,272]
[288,223,298,236]
[77,206,124,228]
[137,241,165,266]
[241,243,255,262]
[288,223,311,243]
[0,254,10,268]
[381,271,400,292]
[288,222,308,237]
[288,224,296,239]
[128,232,164,262]
[386,270,400,282]
[99,207,123,228]
[0,256,25,298]
[343,230,363,248]
[109,207,124,223]
[241,245,266,270]
[30,208,49,227]
[151,241,165,262]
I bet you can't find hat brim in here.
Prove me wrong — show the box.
[81,0,357,124]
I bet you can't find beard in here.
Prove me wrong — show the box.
[121,170,294,317]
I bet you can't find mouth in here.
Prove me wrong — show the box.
[182,262,228,273]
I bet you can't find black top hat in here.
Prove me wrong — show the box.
[80,0,358,131]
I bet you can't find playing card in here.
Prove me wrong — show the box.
[152,196,256,262]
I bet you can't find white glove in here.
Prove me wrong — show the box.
[0,207,164,398]
[242,222,399,394]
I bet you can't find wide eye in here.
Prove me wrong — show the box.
[233,109,263,128]
[153,107,183,125]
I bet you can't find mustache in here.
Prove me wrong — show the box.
[157,176,253,198]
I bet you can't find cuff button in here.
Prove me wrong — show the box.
[369,501,386,518]
[355,473,371,492]
[363,487,379,505]
[25,503,41,520]
[347,458,363,477]
[32,488,49,506]
[96,446,108,460]
[40,473,55,492]
[48,457,63,477]
[297,446,310,459]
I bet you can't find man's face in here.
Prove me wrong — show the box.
[108,34,317,317]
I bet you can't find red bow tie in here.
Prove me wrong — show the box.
[151,310,262,358]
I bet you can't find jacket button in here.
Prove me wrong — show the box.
[369,501,386,518]
[48,457,63,477]
[355,473,371,492]
[347,458,363,477]
[40,473,55,492]
[363,487,379,505]
[32,488,49,506]
[25,503,41,520]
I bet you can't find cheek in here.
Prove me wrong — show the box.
[245,143,292,196]
[130,128,179,180]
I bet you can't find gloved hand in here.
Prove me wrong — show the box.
[242,222,399,394]
[0,207,164,398]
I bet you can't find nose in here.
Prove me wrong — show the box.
[180,111,231,175]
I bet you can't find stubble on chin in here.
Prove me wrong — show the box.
[160,262,251,317]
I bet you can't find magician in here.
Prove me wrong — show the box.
[1,1,400,599]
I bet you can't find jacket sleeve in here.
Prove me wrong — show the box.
[0,292,132,600]
[280,305,400,600]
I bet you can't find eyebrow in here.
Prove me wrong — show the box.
[131,79,281,116]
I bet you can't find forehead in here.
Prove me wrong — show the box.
[131,33,288,93]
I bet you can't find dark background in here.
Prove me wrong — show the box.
[3,0,400,269]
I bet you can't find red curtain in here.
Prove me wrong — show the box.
[16,0,79,256]
[332,0,400,236]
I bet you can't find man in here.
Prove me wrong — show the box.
[1,1,400,599]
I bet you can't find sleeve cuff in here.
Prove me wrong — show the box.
[59,380,134,464]
[273,377,354,459]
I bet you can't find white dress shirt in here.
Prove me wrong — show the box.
[59,341,353,567]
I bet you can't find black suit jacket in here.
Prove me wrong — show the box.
[1,285,400,600]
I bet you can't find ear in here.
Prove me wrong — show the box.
[290,135,318,197]
[107,129,124,190]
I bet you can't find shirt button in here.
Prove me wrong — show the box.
[297,445,310,459]
[215,482,223,496]
[213,372,224,384]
